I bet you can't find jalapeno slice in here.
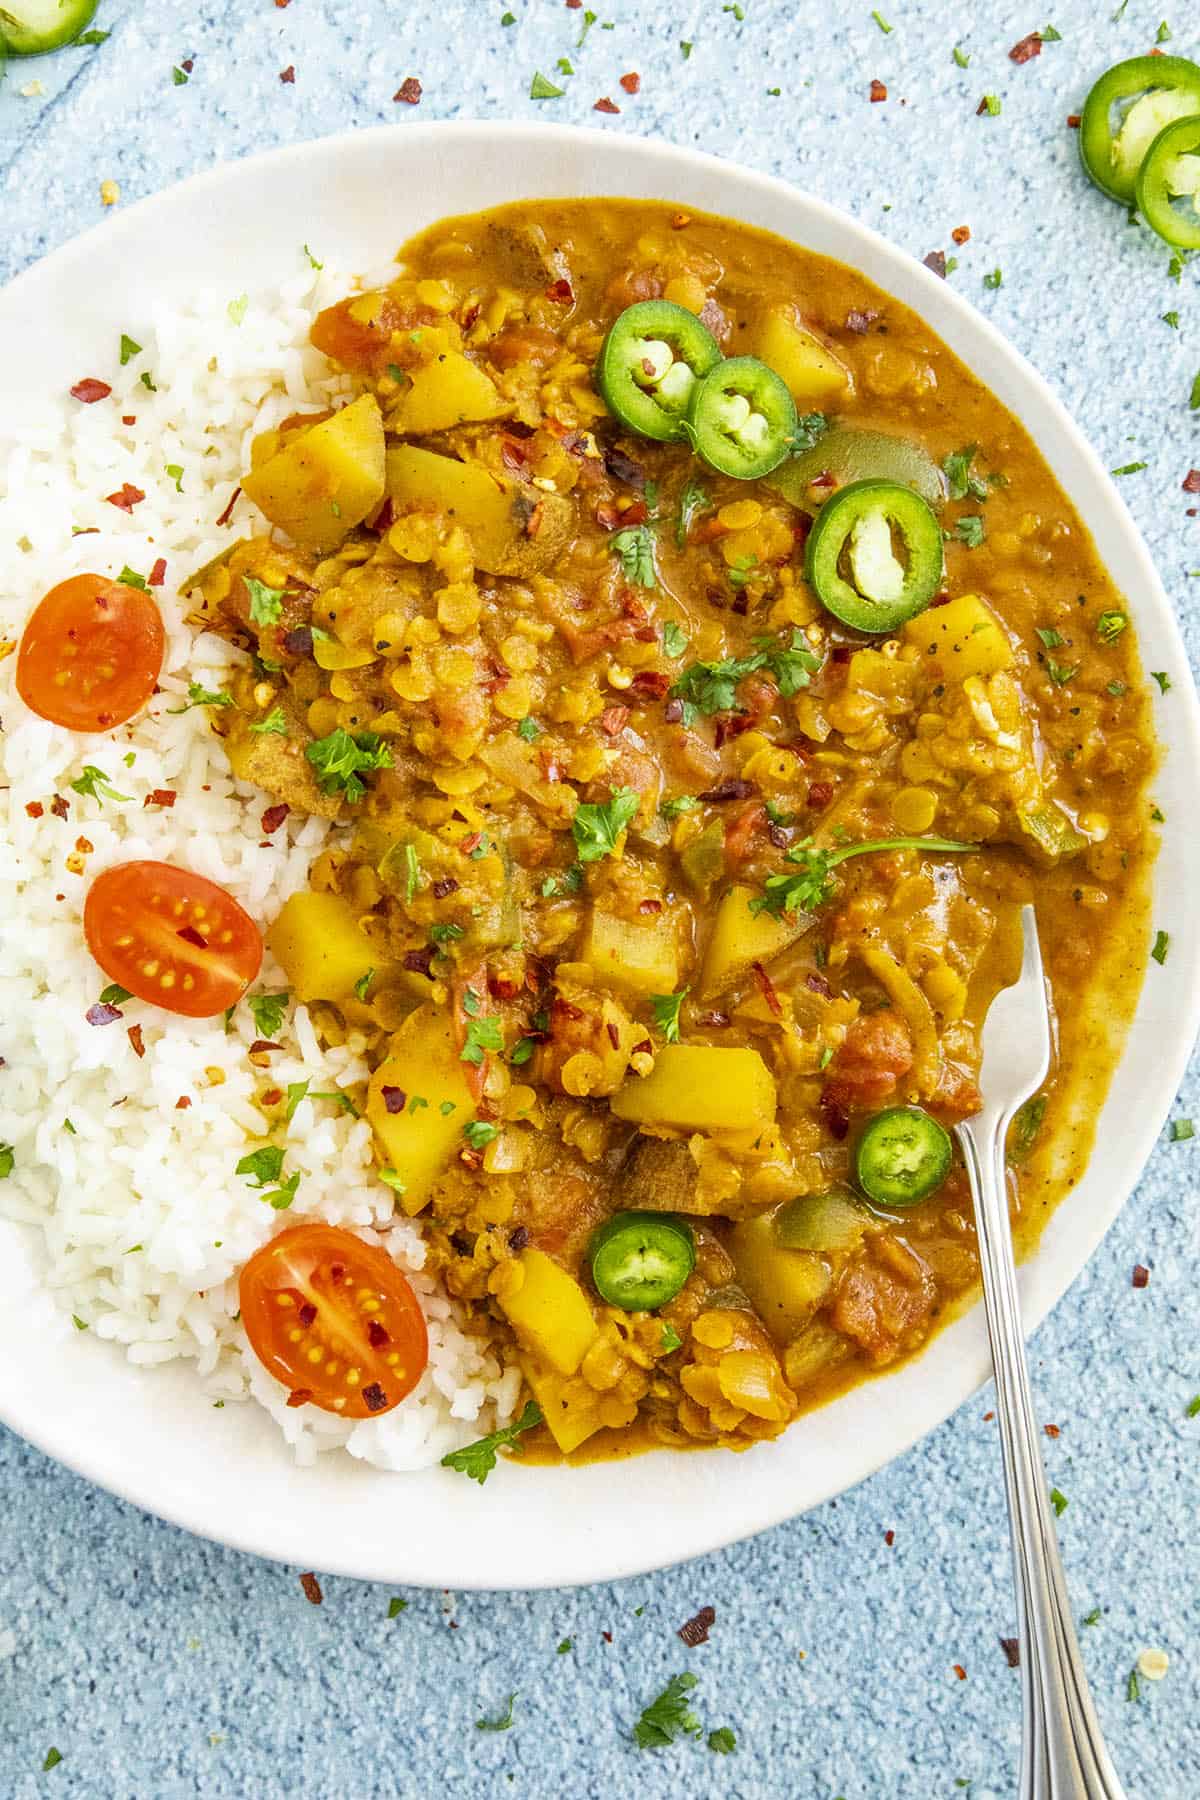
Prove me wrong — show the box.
[685,356,798,479]
[767,425,947,516]
[854,1108,952,1208]
[589,1210,695,1311]
[1136,114,1200,249]
[595,301,722,442]
[1079,55,1200,204]
[804,478,943,633]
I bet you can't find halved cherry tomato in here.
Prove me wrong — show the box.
[83,860,263,1018]
[239,1223,429,1418]
[16,573,164,732]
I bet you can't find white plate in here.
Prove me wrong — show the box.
[2,122,1197,1591]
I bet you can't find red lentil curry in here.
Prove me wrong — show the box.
[195,201,1156,1462]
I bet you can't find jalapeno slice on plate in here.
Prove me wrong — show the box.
[685,356,798,479]
[1079,55,1200,204]
[589,1210,695,1311]
[854,1108,953,1208]
[804,478,943,632]
[595,300,722,442]
[1136,114,1200,249]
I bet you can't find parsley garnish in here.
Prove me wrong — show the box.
[572,787,639,862]
[462,1017,504,1066]
[118,564,147,589]
[285,1081,310,1122]
[1050,1487,1068,1517]
[633,1672,703,1748]
[236,1146,285,1187]
[119,333,142,365]
[983,267,1003,290]
[173,64,189,84]
[42,1749,63,1772]
[708,1727,737,1754]
[1046,661,1079,686]
[1126,1666,1141,1703]
[650,989,687,1043]
[660,1323,683,1353]
[70,765,130,803]
[943,445,990,502]
[611,523,657,588]
[305,727,392,802]
[1096,610,1127,644]
[1190,371,1200,411]
[1151,670,1172,694]
[676,477,710,546]
[353,968,374,1001]
[99,983,132,1007]
[661,794,700,820]
[463,1119,499,1150]
[516,716,541,742]
[429,922,464,946]
[1082,1606,1102,1627]
[248,991,289,1039]
[250,705,288,736]
[140,371,157,392]
[529,70,564,99]
[440,1399,542,1483]
[1163,310,1180,329]
[244,576,285,625]
[476,1695,517,1732]
[752,834,977,918]
[951,515,986,548]
[663,620,689,658]
[510,1036,537,1065]
[669,632,819,724]
[1152,929,1170,965]
[1186,1395,1200,1419]
[1036,627,1064,649]
[557,1637,573,1653]
[1157,19,1172,41]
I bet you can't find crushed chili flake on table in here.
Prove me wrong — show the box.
[870,79,888,101]
[884,1529,895,1546]
[923,250,948,278]
[678,1604,716,1646]
[594,97,620,113]
[619,72,640,94]
[999,1636,1021,1667]
[127,1024,145,1059]
[395,77,423,104]
[952,1664,967,1681]
[280,64,295,84]
[1132,1263,1150,1288]
[1067,114,1081,127]
[951,224,971,245]
[70,378,111,404]
[299,1572,323,1605]
[1043,1422,1060,1438]
[1183,470,1200,494]
[1009,32,1043,64]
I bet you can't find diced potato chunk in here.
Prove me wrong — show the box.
[611,1046,777,1133]
[582,908,680,997]
[501,1249,598,1375]
[241,395,385,553]
[394,350,507,433]
[729,1213,833,1342]
[903,592,1014,679]
[366,1005,475,1214]
[750,308,851,403]
[267,890,378,1003]
[385,444,573,576]
[701,884,809,997]
[521,1357,605,1454]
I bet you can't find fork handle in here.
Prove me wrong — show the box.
[957,1118,1127,1800]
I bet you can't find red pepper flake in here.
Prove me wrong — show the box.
[459,830,483,856]
[999,1636,1020,1667]
[1043,1422,1061,1438]
[1009,32,1043,64]
[75,836,94,855]
[126,1024,145,1058]
[144,789,176,809]
[1067,113,1081,128]
[25,801,44,819]
[500,438,530,471]
[601,1630,613,1644]
[1182,470,1200,494]
[394,77,422,104]
[884,1529,895,1546]
[807,780,835,811]
[951,225,971,245]
[751,961,783,1018]
[215,486,241,528]
[299,1572,323,1605]
[181,58,194,73]
[70,378,111,404]
[279,64,295,84]
[845,308,878,333]
[952,1664,967,1681]
[50,795,69,819]
[698,778,755,803]
[381,1085,407,1115]
[286,1388,312,1407]
[545,277,574,304]
[86,1002,123,1027]
[638,898,663,915]
[594,96,620,114]
[147,557,167,588]
[275,0,291,7]
[362,1381,388,1413]
[261,802,290,834]
[923,249,948,278]
[403,947,436,980]
[1132,1263,1150,1288]
[619,71,640,94]
[983,1410,994,1421]
[628,670,670,700]
[121,414,137,426]
[249,1039,281,1055]
[432,876,459,899]
[678,1604,715,1647]
[566,0,581,7]
[175,1095,191,1110]
[870,79,888,102]
[600,704,630,736]
[106,483,146,513]
[606,1020,620,1051]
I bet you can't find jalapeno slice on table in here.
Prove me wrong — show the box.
[1136,114,1200,250]
[685,356,798,479]
[595,300,722,441]
[589,1210,695,1311]
[804,478,943,632]
[1079,55,1200,204]
[855,1108,953,1208]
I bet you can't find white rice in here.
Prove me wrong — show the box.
[0,261,521,1469]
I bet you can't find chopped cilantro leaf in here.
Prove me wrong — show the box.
[660,1323,683,1353]
[1152,929,1170,964]
[633,1672,702,1748]
[387,1596,408,1618]
[99,983,132,1007]
[227,293,249,326]
[753,834,977,919]
[1190,371,1200,411]
[440,1399,542,1483]
[1127,1666,1141,1703]
[43,1749,63,1772]
[249,705,288,736]
[983,267,1003,289]
[871,10,892,31]
[661,794,700,819]
[1163,310,1180,328]
[1050,1486,1068,1517]
[1187,1395,1200,1418]
[119,333,142,365]
[952,515,986,548]
[1169,1118,1193,1142]
[676,477,710,546]
[663,620,689,659]
[461,1017,504,1067]
[70,765,130,803]
[557,1637,573,1653]
[530,70,564,99]
[572,788,639,862]
[1151,670,1172,694]
[981,94,1001,116]
[305,727,392,802]
[476,1694,517,1732]
[650,989,688,1044]
[1046,661,1079,686]
[708,1727,737,1754]
[248,991,289,1039]
[1036,627,1064,649]
[510,1036,537,1066]
[0,1144,13,1179]
[237,1146,285,1188]
[516,716,542,742]
[166,462,184,492]
[1082,1606,1102,1626]
[953,45,970,67]
[378,1169,407,1194]
[353,968,374,1001]
[1110,461,1147,477]
[1096,610,1127,643]
[611,523,657,588]
[943,445,990,501]
[404,842,421,905]
[117,564,147,589]
[244,576,285,625]
[429,922,464,946]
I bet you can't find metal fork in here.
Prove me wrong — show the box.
[956,905,1127,1800]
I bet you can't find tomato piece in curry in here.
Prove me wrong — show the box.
[193,201,1156,1462]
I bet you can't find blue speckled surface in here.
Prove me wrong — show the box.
[2,2,1199,1794]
